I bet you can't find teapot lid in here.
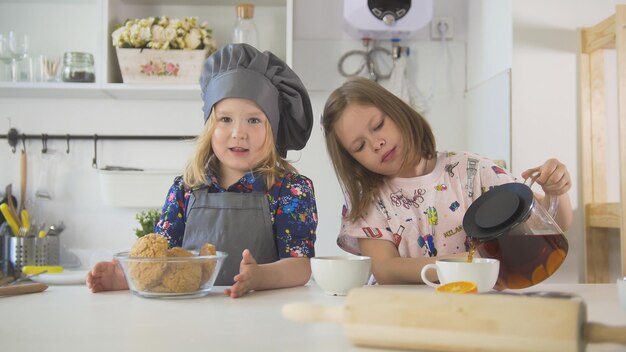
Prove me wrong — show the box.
[463,182,533,240]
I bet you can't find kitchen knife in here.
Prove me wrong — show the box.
[0,283,48,296]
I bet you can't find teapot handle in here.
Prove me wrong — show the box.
[524,171,559,218]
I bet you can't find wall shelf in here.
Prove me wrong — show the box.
[0,0,292,99]
[0,82,107,99]
[0,82,201,100]
[101,83,200,100]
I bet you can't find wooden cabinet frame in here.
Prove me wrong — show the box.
[579,5,626,282]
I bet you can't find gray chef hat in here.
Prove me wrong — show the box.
[200,43,313,157]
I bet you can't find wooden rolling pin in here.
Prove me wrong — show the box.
[0,283,48,296]
[283,288,626,352]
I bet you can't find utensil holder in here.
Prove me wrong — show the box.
[0,223,11,277]
[9,235,60,275]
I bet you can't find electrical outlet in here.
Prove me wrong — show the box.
[431,17,454,40]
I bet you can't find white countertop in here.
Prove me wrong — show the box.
[1,282,625,352]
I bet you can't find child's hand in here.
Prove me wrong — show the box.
[521,158,571,196]
[224,249,260,298]
[86,260,128,293]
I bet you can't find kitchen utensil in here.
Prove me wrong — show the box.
[21,265,63,275]
[8,269,47,285]
[0,203,19,235]
[47,222,65,236]
[4,184,21,229]
[463,174,568,290]
[19,209,29,231]
[35,149,59,200]
[0,192,17,224]
[19,148,26,212]
[0,282,47,296]
[283,287,626,351]
[16,227,28,237]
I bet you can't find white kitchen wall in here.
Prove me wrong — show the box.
[465,0,512,168]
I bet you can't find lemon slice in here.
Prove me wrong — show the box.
[436,281,478,294]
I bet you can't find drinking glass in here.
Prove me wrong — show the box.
[8,31,29,82]
[0,34,12,81]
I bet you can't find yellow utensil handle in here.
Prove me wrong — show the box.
[0,203,19,235]
[20,209,30,231]
[21,266,64,275]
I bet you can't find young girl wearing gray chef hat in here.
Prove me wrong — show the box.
[87,43,317,298]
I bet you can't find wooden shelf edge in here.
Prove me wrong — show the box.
[581,14,616,53]
[585,202,621,228]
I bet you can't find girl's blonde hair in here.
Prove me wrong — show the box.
[321,77,436,222]
[183,110,297,190]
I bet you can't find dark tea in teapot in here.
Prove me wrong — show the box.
[472,234,567,289]
[464,182,568,290]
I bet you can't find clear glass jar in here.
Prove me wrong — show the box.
[61,52,95,83]
[232,3,259,48]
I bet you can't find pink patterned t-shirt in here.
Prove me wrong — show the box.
[337,151,516,258]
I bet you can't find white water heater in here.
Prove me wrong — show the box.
[343,0,433,40]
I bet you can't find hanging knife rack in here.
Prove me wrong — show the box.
[0,128,196,168]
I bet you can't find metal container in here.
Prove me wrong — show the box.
[0,223,11,277]
[9,235,60,275]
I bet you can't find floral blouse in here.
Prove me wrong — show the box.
[154,172,317,258]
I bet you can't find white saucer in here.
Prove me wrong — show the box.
[30,270,89,285]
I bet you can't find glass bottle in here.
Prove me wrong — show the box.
[232,3,259,48]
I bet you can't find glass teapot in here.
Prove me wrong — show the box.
[463,173,568,289]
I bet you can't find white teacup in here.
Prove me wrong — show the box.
[420,258,500,293]
[311,256,371,296]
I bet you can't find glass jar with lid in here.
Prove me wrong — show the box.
[61,52,95,83]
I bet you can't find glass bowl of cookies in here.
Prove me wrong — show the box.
[115,234,227,299]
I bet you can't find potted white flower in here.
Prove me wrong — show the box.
[111,16,217,84]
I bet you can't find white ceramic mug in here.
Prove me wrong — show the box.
[311,256,371,296]
[420,258,500,293]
